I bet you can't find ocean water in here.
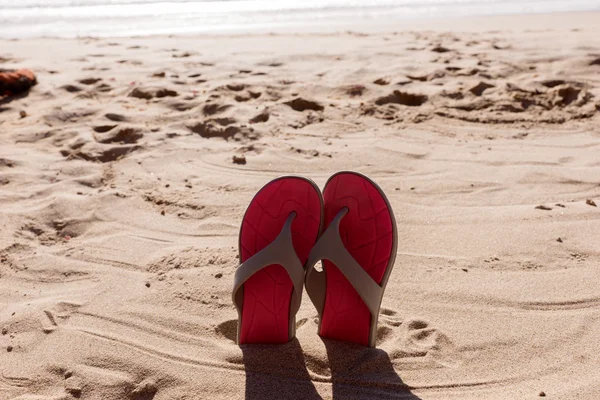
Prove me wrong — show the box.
[0,0,599,38]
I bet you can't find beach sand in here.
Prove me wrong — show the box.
[1,12,600,400]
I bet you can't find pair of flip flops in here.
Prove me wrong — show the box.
[232,171,397,347]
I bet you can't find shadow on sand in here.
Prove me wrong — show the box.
[324,339,423,400]
[0,91,30,106]
[241,339,322,400]
[241,338,422,400]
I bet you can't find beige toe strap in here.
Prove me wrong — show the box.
[232,212,305,331]
[305,208,383,320]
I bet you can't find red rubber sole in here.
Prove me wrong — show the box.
[239,177,322,344]
[319,172,395,346]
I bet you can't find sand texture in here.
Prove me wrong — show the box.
[1,13,600,400]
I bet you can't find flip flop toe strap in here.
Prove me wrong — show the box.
[305,207,383,320]
[232,212,305,323]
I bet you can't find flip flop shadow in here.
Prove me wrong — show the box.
[241,339,322,400]
[323,338,423,400]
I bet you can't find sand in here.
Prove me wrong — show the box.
[1,12,600,400]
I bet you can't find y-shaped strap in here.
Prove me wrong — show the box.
[232,212,305,324]
[305,208,383,319]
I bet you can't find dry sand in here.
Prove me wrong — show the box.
[1,12,600,400]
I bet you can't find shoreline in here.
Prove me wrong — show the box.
[0,10,600,39]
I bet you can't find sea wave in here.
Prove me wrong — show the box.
[0,0,599,38]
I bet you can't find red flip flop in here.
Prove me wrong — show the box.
[233,176,323,344]
[305,171,397,347]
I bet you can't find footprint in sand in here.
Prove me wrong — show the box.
[289,147,321,158]
[53,363,161,400]
[61,143,141,163]
[0,158,17,168]
[187,119,259,142]
[93,125,117,133]
[16,221,56,244]
[96,83,112,92]
[129,87,178,100]
[217,82,257,97]
[284,98,324,112]
[440,89,465,100]
[94,84,111,94]
[249,110,269,124]
[375,91,428,107]
[92,125,143,144]
[377,310,460,367]
[235,92,261,102]
[346,85,366,97]
[147,247,234,273]
[173,52,195,58]
[373,77,390,85]
[43,108,97,125]
[117,59,143,66]
[257,60,284,67]
[61,84,83,93]
[431,45,452,53]
[289,112,324,129]
[78,77,102,85]
[202,102,232,116]
[470,81,495,96]
[376,308,403,342]
[105,113,129,122]
[165,100,198,112]
[226,83,246,92]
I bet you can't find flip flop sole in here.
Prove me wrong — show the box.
[238,176,322,344]
[319,172,396,346]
